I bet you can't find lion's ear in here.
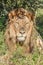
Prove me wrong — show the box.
[26,12,35,21]
[8,10,16,20]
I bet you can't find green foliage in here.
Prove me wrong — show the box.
[0,16,6,31]
[36,9,43,38]
[36,15,43,38]
[0,0,43,17]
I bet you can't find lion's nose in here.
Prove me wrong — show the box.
[20,30,25,34]
[20,28,25,34]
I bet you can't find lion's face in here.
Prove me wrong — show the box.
[15,17,29,41]
[11,16,32,42]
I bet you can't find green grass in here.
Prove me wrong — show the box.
[0,31,7,56]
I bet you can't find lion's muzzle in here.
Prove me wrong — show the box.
[17,27,26,42]
[17,33,26,42]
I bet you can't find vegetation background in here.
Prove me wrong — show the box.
[0,0,43,65]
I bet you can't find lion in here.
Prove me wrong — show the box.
[2,8,43,61]
[4,8,43,53]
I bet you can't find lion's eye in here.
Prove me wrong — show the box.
[25,23,30,29]
[14,22,19,28]
[26,23,29,26]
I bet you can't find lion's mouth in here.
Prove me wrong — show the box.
[17,36,25,41]
[17,34,26,42]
